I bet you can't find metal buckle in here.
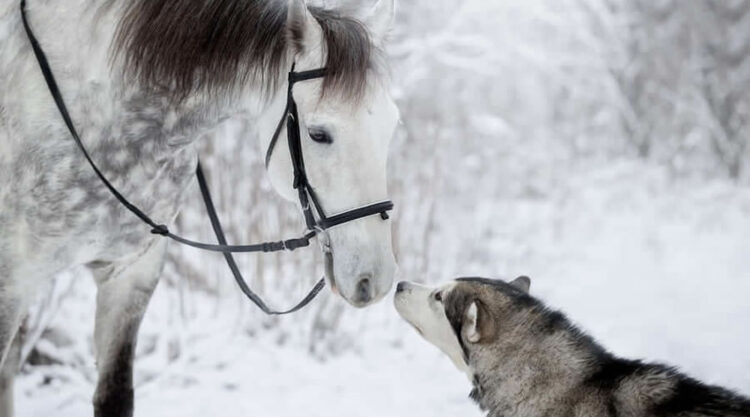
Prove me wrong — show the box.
[314,226,332,255]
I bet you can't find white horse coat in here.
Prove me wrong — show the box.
[0,1,398,415]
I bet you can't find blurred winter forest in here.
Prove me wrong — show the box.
[19,0,750,415]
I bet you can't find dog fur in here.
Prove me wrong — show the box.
[394,277,750,417]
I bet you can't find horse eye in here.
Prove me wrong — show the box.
[433,292,442,302]
[308,127,333,144]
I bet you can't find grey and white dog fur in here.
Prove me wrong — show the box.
[394,278,750,417]
[0,0,398,416]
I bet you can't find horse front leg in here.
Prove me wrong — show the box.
[0,276,24,417]
[0,327,22,417]
[90,238,166,417]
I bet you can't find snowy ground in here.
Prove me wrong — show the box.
[15,277,483,417]
[15,160,750,417]
[17,317,482,417]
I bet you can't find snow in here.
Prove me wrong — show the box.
[11,0,750,415]
[18,327,480,417]
[17,281,482,417]
[15,159,750,417]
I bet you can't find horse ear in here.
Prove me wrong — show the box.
[363,0,396,46]
[287,0,316,54]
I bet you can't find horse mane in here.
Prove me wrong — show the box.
[113,0,376,102]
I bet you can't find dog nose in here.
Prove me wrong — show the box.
[355,276,372,304]
[396,281,406,293]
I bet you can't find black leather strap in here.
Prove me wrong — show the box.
[289,68,328,83]
[264,100,290,168]
[264,67,327,168]
[196,162,325,315]
[21,0,318,256]
[21,0,160,232]
[20,0,324,314]
[22,0,394,315]
[317,201,394,229]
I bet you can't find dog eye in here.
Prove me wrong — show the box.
[433,292,442,302]
[308,127,333,144]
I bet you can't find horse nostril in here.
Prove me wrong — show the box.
[396,282,406,293]
[356,277,372,303]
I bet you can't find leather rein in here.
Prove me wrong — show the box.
[20,0,394,315]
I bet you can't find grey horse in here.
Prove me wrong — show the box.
[0,0,398,415]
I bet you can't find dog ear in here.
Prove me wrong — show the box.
[509,276,531,293]
[464,300,494,344]
[465,302,481,343]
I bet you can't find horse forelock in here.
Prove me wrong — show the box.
[113,0,380,103]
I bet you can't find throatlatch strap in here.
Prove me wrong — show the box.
[264,67,327,168]
[264,100,290,168]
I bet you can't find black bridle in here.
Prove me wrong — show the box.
[20,0,393,315]
[267,66,394,234]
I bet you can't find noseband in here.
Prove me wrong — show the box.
[20,0,393,315]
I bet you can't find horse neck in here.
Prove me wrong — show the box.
[20,1,276,148]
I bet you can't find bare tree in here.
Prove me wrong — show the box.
[690,0,750,180]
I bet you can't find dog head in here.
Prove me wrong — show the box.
[393,276,532,375]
